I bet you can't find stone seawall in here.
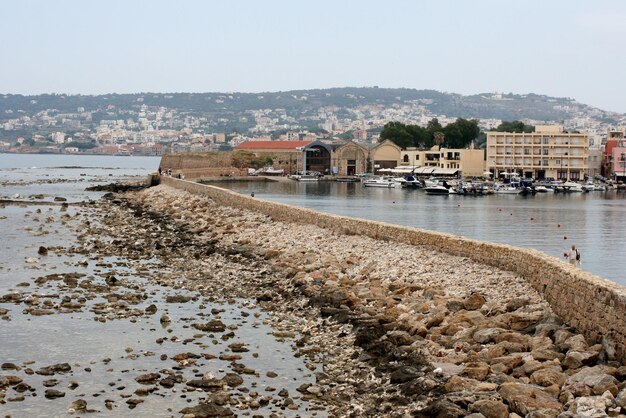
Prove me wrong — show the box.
[159,176,626,362]
[159,152,242,178]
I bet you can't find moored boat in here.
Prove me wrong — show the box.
[363,176,397,188]
[494,185,523,194]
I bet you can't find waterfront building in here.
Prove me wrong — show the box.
[587,148,603,179]
[234,138,485,177]
[234,140,334,174]
[611,146,626,180]
[602,130,625,178]
[370,140,402,173]
[400,146,485,178]
[333,141,369,176]
[486,125,589,180]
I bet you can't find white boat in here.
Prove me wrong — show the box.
[582,181,606,192]
[494,185,523,194]
[363,176,397,188]
[424,180,455,195]
[423,177,439,188]
[254,167,284,176]
[424,184,452,195]
[534,185,553,193]
[290,173,319,182]
[562,181,584,192]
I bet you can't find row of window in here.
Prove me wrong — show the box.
[491,137,585,145]
[490,159,585,167]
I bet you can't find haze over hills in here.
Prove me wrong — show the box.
[0,88,623,145]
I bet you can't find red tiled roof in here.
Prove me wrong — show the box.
[234,140,313,150]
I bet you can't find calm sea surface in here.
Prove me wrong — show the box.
[220,180,626,286]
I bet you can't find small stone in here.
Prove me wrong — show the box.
[69,399,87,411]
[135,373,160,384]
[44,389,65,399]
[222,373,243,387]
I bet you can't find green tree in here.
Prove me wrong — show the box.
[426,118,444,147]
[494,120,535,133]
[406,124,430,148]
[453,118,480,147]
[443,124,463,148]
[379,122,413,148]
[426,118,443,134]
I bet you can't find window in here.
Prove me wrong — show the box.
[543,159,548,166]
[543,149,548,155]
[403,155,409,163]
[543,138,549,144]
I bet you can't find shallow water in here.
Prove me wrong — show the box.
[0,154,322,417]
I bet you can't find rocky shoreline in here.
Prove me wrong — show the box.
[2,183,626,417]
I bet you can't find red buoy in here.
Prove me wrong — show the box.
[557,224,561,228]
[564,236,567,240]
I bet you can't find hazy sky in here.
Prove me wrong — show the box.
[2,0,625,112]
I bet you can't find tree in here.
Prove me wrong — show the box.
[406,124,430,148]
[452,118,480,147]
[426,118,443,134]
[379,122,413,148]
[426,118,444,148]
[494,120,534,133]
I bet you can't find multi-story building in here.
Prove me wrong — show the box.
[486,125,589,181]
[602,129,625,178]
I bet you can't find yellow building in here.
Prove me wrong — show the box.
[400,146,485,177]
[486,125,589,180]
[370,140,402,173]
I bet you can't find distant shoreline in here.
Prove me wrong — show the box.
[0,151,161,157]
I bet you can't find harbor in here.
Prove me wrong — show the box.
[213,177,626,285]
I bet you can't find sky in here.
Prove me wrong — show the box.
[1,0,625,113]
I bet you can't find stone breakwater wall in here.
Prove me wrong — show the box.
[159,152,242,178]
[160,176,626,362]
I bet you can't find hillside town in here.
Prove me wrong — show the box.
[1,91,625,180]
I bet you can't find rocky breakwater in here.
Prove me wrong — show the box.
[26,183,625,417]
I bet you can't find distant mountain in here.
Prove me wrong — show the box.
[0,87,622,129]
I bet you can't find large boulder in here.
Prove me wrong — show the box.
[469,399,509,418]
[498,382,562,416]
